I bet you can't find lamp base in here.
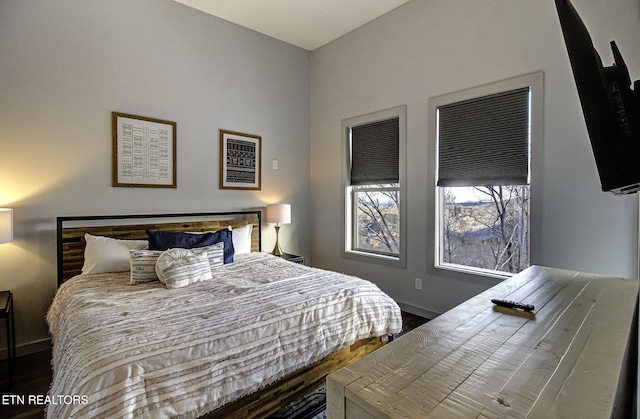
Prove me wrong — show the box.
[271,225,284,256]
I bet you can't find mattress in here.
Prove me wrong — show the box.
[46,252,402,418]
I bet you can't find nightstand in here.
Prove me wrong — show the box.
[279,253,305,265]
[0,290,15,392]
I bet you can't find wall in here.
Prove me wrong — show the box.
[310,0,640,317]
[0,0,311,353]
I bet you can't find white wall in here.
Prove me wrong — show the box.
[0,0,311,352]
[310,0,640,317]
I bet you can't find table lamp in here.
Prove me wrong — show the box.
[266,204,291,256]
[0,209,12,244]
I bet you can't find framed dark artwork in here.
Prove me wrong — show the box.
[219,130,262,190]
[112,112,177,188]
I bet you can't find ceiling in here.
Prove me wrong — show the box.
[172,0,411,50]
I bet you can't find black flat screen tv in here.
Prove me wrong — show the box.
[555,0,640,195]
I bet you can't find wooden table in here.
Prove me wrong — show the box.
[327,266,639,418]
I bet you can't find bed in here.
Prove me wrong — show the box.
[48,211,402,418]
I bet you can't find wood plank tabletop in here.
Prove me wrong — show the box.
[327,266,639,419]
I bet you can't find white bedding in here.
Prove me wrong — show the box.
[47,252,402,418]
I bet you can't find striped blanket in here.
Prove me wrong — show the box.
[46,252,402,418]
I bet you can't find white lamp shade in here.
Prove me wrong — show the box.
[266,204,291,224]
[0,208,13,244]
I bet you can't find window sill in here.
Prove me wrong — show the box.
[436,263,514,281]
[343,249,404,269]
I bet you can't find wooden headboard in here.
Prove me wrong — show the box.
[56,211,261,286]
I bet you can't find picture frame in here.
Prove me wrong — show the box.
[112,112,177,188]
[219,130,262,190]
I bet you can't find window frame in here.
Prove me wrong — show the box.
[428,73,544,280]
[343,106,407,268]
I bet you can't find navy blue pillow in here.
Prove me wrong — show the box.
[146,228,234,264]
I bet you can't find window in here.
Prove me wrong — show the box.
[343,106,406,266]
[431,73,543,278]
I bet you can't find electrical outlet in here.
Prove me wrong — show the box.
[415,277,422,290]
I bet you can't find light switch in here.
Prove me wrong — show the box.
[272,159,279,170]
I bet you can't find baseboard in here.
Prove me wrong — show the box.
[396,300,440,320]
[0,338,51,359]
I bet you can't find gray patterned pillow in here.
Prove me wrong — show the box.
[129,249,164,285]
[156,248,214,289]
[201,242,224,271]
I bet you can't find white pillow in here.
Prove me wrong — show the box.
[155,248,213,289]
[231,224,253,255]
[82,234,148,275]
[129,249,164,285]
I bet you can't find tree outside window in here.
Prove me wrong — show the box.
[353,184,399,256]
[441,185,529,274]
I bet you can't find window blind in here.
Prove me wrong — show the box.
[437,87,530,187]
[350,118,399,185]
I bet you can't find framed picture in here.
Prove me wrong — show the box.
[112,112,177,188]
[219,130,262,190]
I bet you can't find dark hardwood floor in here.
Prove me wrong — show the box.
[1,348,51,418]
[400,310,429,335]
[1,311,428,419]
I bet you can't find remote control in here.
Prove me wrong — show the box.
[491,298,534,312]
